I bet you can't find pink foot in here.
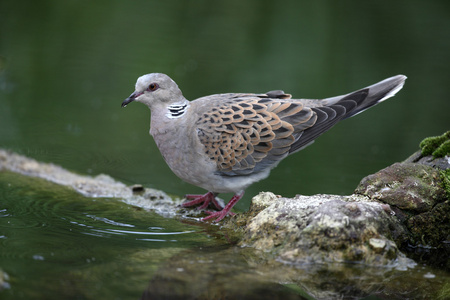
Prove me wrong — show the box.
[201,191,244,223]
[182,192,223,210]
[202,210,236,222]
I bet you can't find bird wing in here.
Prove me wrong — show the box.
[194,92,322,176]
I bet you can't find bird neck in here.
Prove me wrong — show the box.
[149,99,190,137]
[166,100,190,119]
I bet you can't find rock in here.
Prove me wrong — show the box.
[355,162,446,213]
[354,131,450,248]
[0,149,180,217]
[406,151,450,170]
[407,200,450,246]
[236,192,413,267]
[0,269,10,290]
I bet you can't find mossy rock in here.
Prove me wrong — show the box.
[420,131,450,158]
[441,169,450,200]
[355,162,447,213]
[407,200,450,246]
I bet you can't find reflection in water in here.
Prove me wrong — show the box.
[141,245,448,300]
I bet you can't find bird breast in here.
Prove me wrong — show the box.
[150,111,218,189]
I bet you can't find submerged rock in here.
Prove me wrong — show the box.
[0,269,10,290]
[140,232,445,300]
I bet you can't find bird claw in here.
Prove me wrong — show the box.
[182,192,224,210]
[183,191,244,222]
[202,210,235,223]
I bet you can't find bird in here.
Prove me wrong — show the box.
[122,73,406,222]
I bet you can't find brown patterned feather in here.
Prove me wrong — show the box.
[195,97,317,175]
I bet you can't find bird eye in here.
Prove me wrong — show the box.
[147,83,159,92]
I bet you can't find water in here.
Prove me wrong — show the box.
[0,171,218,299]
[1,1,449,299]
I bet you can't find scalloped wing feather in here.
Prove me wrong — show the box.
[195,96,317,176]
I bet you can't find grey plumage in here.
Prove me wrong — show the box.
[122,73,406,222]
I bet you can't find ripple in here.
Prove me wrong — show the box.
[0,172,79,228]
[73,218,196,241]
[137,238,176,242]
[0,170,202,264]
[86,214,135,227]
[63,211,197,243]
[106,229,195,235]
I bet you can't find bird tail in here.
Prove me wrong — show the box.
[288,75,406,154]
[322,74,407,119]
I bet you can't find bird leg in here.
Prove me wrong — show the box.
[202,191,244,222]
[182,192,224,210]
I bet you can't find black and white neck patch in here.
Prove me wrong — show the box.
[167,103,189,119]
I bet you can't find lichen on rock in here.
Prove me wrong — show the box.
[352,132,450,248]
[355,162,446,213]
[236,192,412,267]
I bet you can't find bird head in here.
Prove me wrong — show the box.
[122,73,184,109]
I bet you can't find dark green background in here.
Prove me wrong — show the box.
[1,1,449,209]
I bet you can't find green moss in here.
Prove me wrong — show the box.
[437,282,450,300]
[440,169,450,200]
[419,131,450,158]
[433,140,450,158]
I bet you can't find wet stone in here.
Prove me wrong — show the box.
[234,192,412,267]
[355,162,446,213]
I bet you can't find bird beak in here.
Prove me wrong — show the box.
[121,91,142,108]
